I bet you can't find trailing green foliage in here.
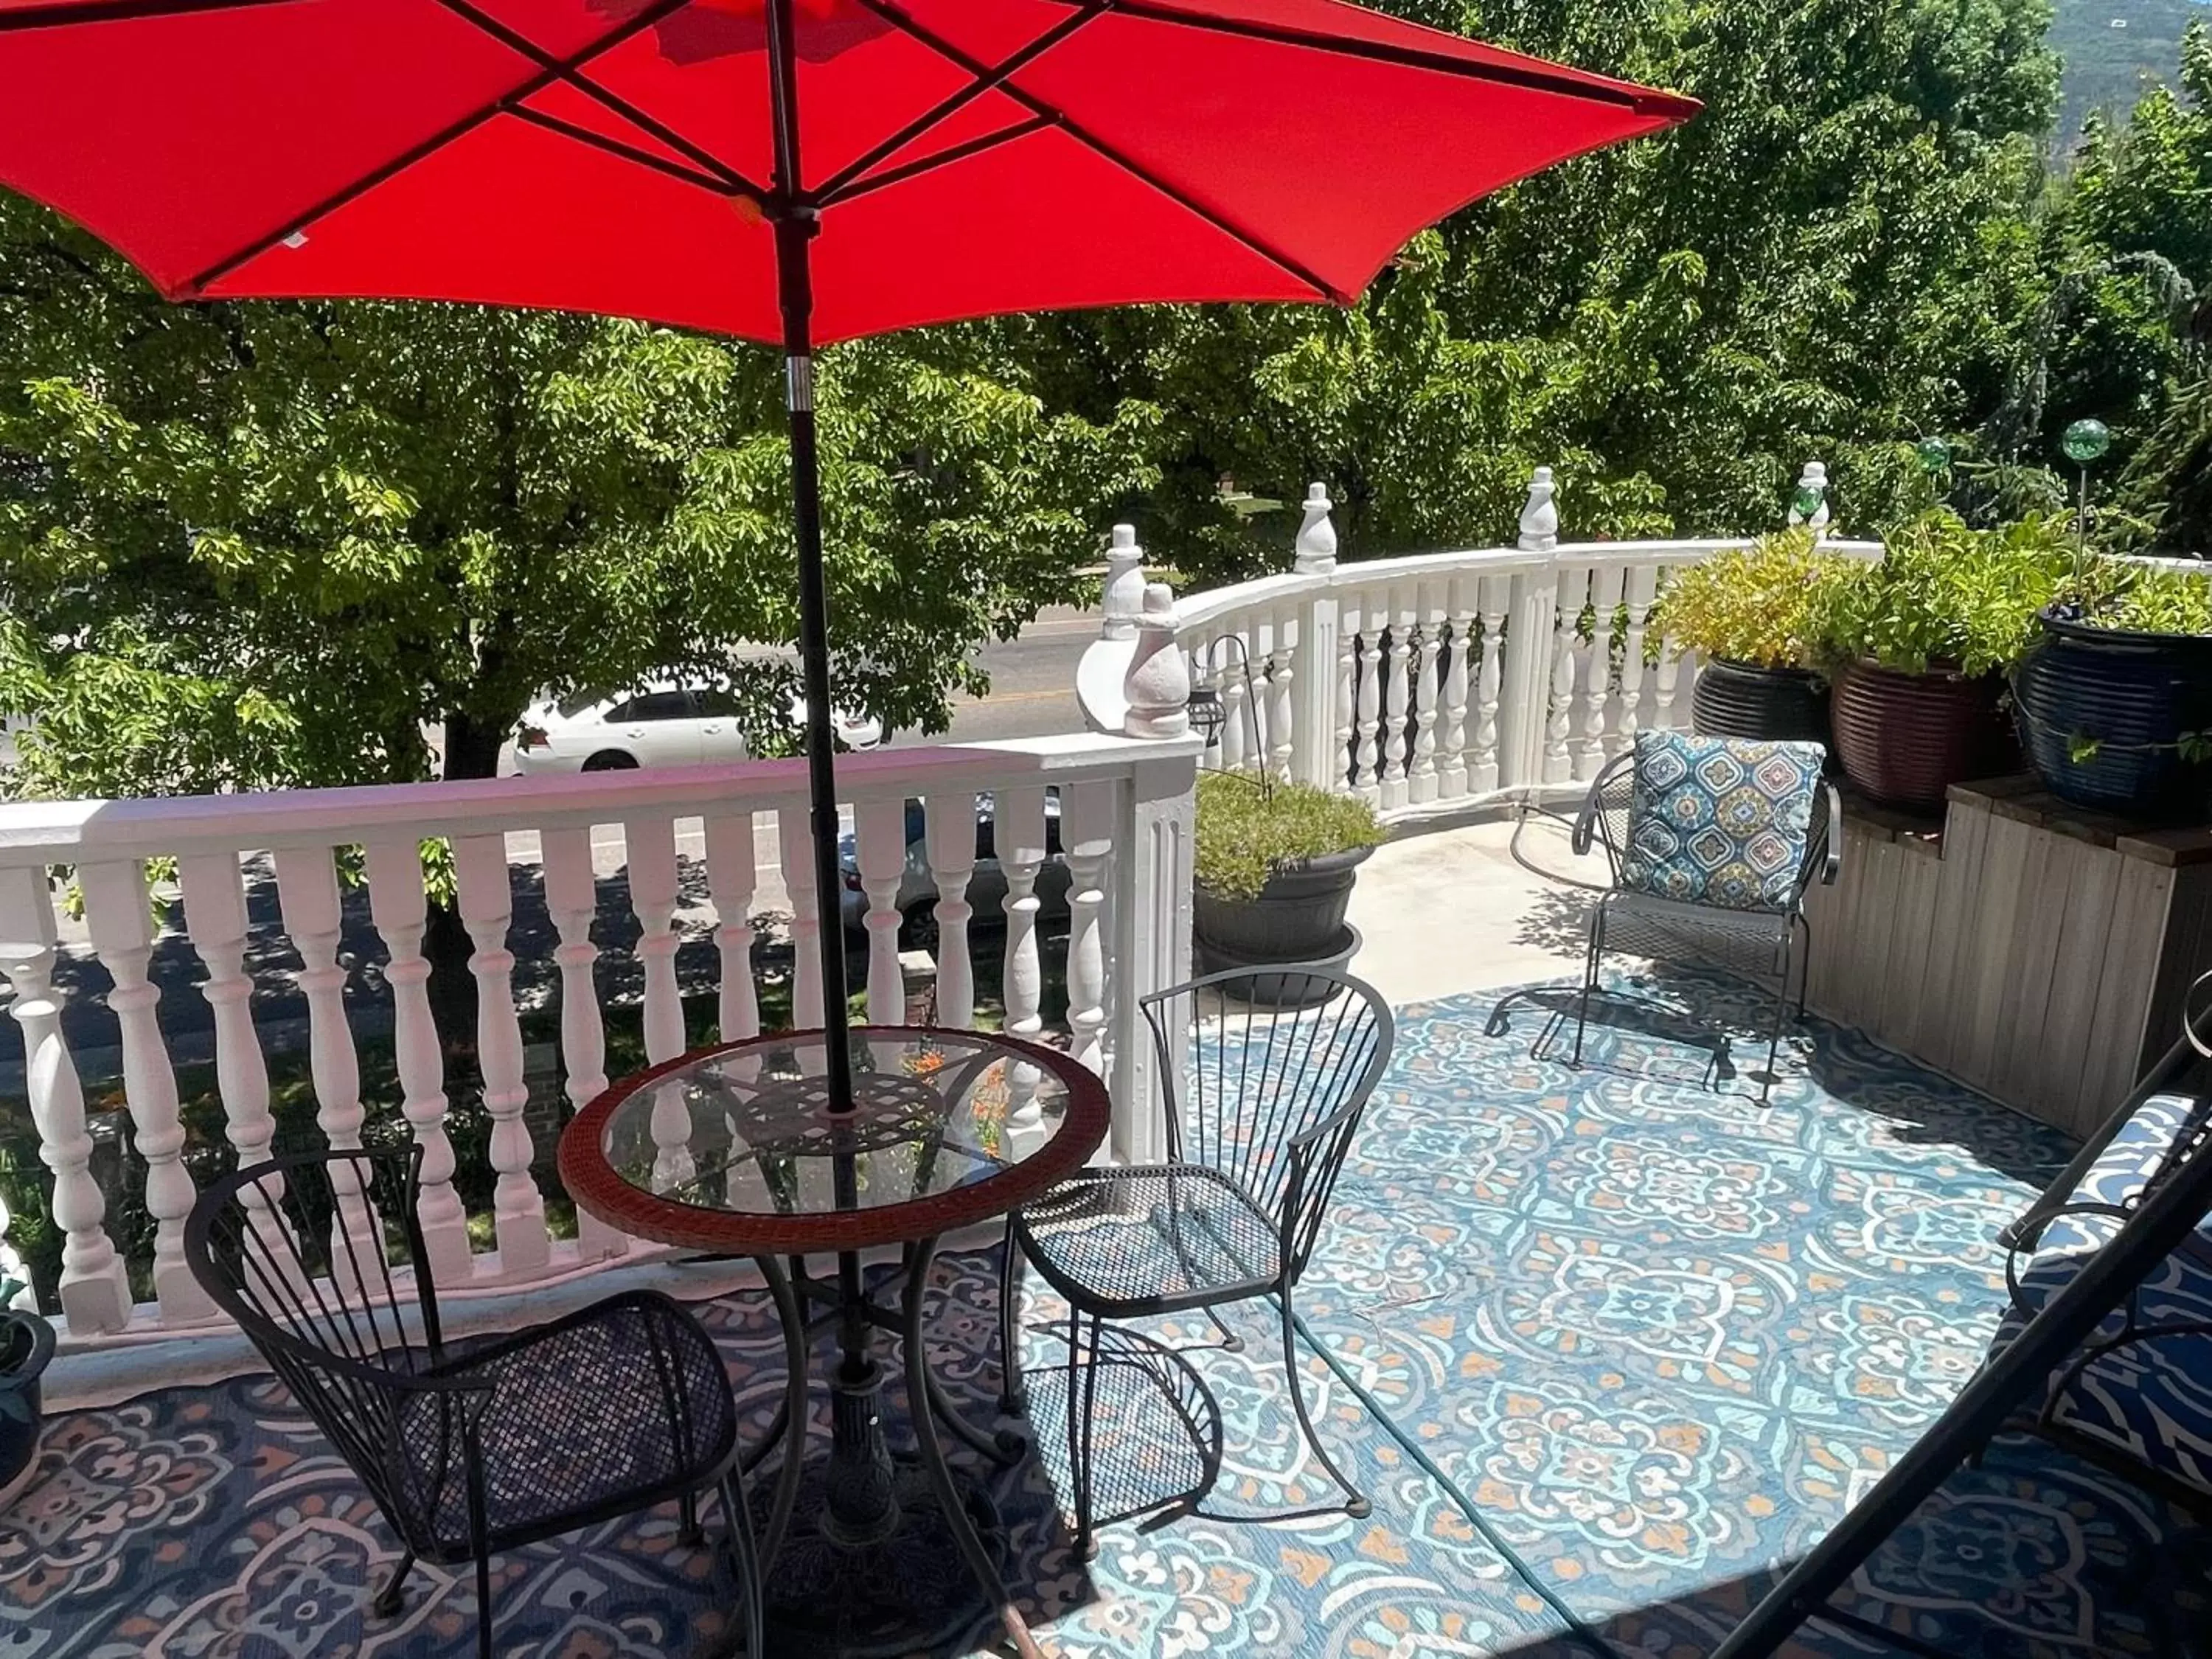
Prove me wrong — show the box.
[1806,511,2073,677]
[1646,531,1857,669]
[1192,773,1386,902]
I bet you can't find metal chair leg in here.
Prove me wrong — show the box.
[1204,1306,1245,1354]
[1795,913,1815,1018]
[678,1488,703,1548]
[718,1470,765,1658]
[998,1220,1026,1416]
[474,1551,493,1659]
[1573,903,1604,1066]
[1278,1290,1369,1518]
[1761,935,1791,1107]
[370,1550,414,1618]
[1075,1312,1103,1561]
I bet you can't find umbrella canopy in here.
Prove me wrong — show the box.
[0,0,1697,1104]
[0,0,1694,341]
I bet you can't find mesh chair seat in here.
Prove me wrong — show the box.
[1015,1166,1281,1315]
[392,1290,738,1557]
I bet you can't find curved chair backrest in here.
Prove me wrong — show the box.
[184,1147,477,1533]
[1141,967,1394,1279]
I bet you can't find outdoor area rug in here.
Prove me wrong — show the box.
[2,967,2207,1658]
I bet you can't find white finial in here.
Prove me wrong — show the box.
[1518,467,1558,552]
[1294,482,1338,574]
[1788,460,1832,532]
[1099,524,1145,641]
[1122,582,1190,740]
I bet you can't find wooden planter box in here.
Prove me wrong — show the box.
[1800,777,2212,1136]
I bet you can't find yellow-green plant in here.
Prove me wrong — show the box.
[1193,773,1385,902]
[1647,530,1857,669]
[2058,559,2212,636]
[1807,511,2070,678]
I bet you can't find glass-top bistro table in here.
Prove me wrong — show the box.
[557,1025,1110,1658]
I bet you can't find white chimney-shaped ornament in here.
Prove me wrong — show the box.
[1519,467,1559,552]
[1122,582,1191,740]
[1294,482,1338,574]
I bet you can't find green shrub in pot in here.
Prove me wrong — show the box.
[1806,512,2067,810]
[1649,529,1858,745]
[1192,772,1385,1002]
[2015,556,2212,819]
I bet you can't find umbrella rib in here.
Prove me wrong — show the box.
[507,105,742,198]
[178,0,707,296]
[824,116,1051,206]
[430,0,771,203]
[852,0,1340,303]
[812,2,1106,204]
[0,0,301,32]
[1039,0,1689,116]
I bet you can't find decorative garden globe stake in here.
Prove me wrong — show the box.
[1791,481,1826,524]
[1915,437,1952,498]
[2063,417,2112,588]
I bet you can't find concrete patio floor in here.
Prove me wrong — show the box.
[7,891,2206,1658]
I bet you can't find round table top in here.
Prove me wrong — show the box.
[557,1026,1111,1254]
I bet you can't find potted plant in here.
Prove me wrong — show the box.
[1649,529,1856,745]
[0,1278,53,1510]
[1192,771,1385,1004]
[2014,559,2212,821]
[1807,511,2065,812]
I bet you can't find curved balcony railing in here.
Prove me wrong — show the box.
[1079,465,1883,819]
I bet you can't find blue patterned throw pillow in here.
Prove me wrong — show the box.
[1618,730,1824,912]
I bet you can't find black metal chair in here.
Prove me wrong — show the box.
[1006,967,1393,1557]
[1571,742,1840,1104]
[183,1147,761,1659]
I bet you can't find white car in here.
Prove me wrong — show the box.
[514,684,883,774]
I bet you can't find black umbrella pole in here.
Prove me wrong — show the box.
[776,220,858,1126]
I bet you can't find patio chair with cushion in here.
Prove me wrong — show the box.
[1004,966,1393,1558]
[183,1147,761,1659]
[1571,728,1840,1103]
[1995,1036,2212,1513]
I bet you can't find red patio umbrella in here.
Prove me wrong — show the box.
[0,0,1695,1102]
[0,7,1693,1645]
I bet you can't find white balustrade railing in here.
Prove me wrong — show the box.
[0,732,1199,1344]
[1082,465,1882,821]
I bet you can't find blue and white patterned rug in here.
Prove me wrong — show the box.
[4,970,2208,1658]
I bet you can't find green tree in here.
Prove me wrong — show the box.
[0,195,1157,801]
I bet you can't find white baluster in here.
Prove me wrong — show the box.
[854,797,910,1023]
[538,827,624,1265]
[1655,636,1685,732]
[995,785,1048,1152]
[704,812,760,1043]
[924,791,978,1029]
[1291,485,1344,790]
[271,846,380,1284]
[1472,575,1509,793]
[1577,565,1627,781]
[1062,779,1115,1087]
[4,867,131,1332]
[1219,639,1250,773]
[1352,598,1383,805]
[178,852,299,1272]
[1411,580,1445,805]
[1617,566,1658,757]
[624,815,686,1066]
[364,838,473,1284]
[777,805,825,1034]
[1109,755,1197,1164]
[77,861,210,1326]
[1267,608,1296,783]
[1438,578,1473,799]
[1545,564,1585,784]
[452,834,547,1277]
[1333,595,1357,793]
[1380,585,1414,810]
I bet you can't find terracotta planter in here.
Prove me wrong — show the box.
[1829,659,2018,813]
[1690,658,1830,748]
[2014,608,2212,822]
